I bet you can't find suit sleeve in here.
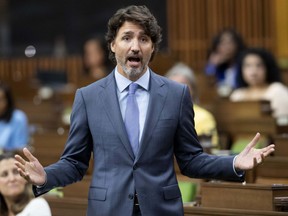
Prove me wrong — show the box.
[34,89,93,196]
[174,85,244,182]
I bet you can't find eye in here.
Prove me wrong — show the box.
[243,63,250,68]
[122,36,130,41]
[0,171,8,178]
[13,168,19,175]
[140,36,149,43]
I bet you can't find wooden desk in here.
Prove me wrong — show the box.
[184,206,288,216]
[201,182,288,211]
[245,156,288,184]
[45,197,87,216]
[212,100,277,135]
[255,156,288,184]
[273,135,288,157]
[213,100,272,119]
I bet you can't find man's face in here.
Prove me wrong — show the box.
[111,21,154,81]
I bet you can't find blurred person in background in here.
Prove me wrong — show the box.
[166,62,219,150]
[0,83,29,152]
[0,151,51,216]
[82,35,112,82]
[230,47,288,119]
[205,28,246,96]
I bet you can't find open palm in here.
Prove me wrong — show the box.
[234,133,275,171]
[15,148,46,186]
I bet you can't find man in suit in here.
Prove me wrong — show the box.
[15,5,275,216]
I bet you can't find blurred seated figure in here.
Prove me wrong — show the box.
[205,28,246,97]
[0,83,29,152]
[230,47,288,119]
[0,151,51,216]
[166,62,219,150]
[82,35,111,83]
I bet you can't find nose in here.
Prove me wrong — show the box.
[131,39,140,53]
[7,172,17,181]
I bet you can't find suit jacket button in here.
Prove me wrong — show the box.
[128,194,134,199]
[133,165,138,170]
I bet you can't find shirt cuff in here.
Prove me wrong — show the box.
[233,155,245,177]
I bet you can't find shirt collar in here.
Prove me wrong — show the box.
[114,67,150,93]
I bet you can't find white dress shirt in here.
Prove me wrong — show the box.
[114,67,150,143]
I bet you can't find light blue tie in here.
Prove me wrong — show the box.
[125,83,139,156]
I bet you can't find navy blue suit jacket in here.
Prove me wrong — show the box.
[34,71,243,216]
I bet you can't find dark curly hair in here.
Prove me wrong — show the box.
[208,28,246,63]
[235,47,282,88]
[105,5,162,64]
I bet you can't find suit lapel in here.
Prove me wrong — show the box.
[100,72,135,160]
[135,72,167,162]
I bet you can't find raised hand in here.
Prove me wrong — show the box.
[234,133,275,171]
[14,147,47,186]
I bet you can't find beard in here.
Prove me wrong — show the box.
[122,64,145,79]
[116,55,148,79]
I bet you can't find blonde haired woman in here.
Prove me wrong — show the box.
[0,152,51,216]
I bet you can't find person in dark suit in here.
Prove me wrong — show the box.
[15,5,274,216]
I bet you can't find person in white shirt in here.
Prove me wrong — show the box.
[230,47,288,119]
[0,151,51,216]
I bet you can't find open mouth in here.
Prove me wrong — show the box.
[128,57,141,63]
[127,56,141,67]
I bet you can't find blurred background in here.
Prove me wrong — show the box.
[1,1,288,213]
[1,0,168,56]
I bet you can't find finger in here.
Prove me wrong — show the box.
[23,147,37,162]
[14,161,26,172]
[260,144,275,154]
[261,144,275,152]
[18,170,26,178]
[257,154,264,164]
[18,167,29,179]
[15,154,27,165]
[19,170,31,182]
[246,133,261,150]
[262,147,275,157]
[254,156,263,166]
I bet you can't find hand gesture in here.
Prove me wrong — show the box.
[209,51,229,65]
[15,147,46,186]
[234,133,275,171]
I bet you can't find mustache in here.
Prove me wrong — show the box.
[126,53,142,59]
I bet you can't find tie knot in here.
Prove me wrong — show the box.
[128,83,138,95]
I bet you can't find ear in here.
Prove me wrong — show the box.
[110,41,115,53]
[151,44,155,52]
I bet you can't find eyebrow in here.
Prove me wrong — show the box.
[121,30,148,37]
